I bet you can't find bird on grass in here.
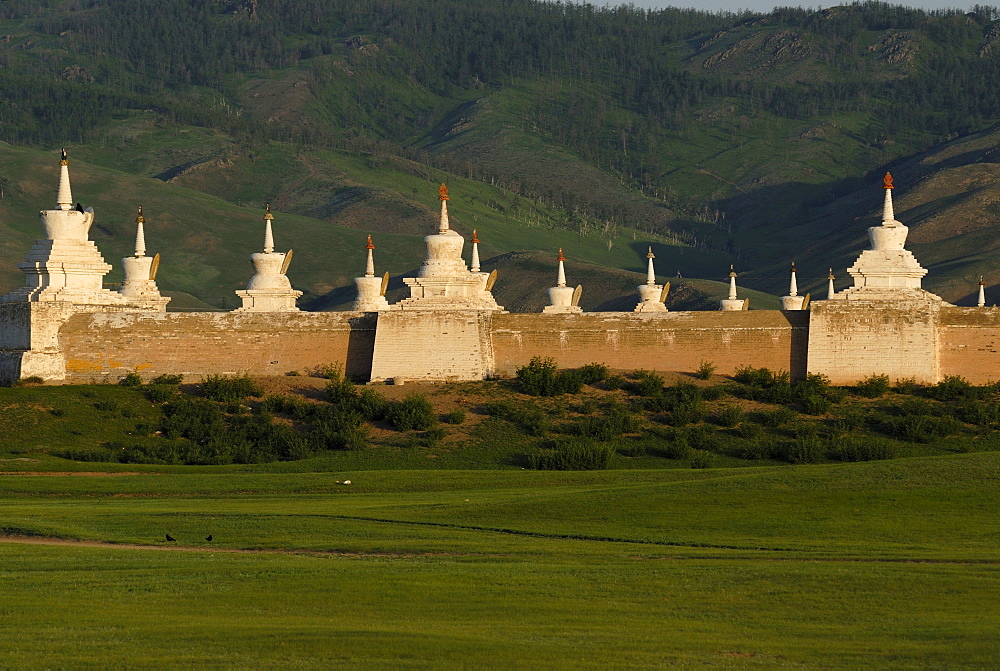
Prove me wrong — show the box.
[205,535,213,542]
[165,534,176,542]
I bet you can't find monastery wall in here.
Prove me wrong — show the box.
[490,311,809,378]
[938,307,1000,384]
[806,297,942,385]
[370,311,494,382]
[55,311,376,383]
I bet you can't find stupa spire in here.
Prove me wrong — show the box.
[557,248,567,288]
[471,229,481,273]
[882,172,895,223]
[728,265,738,301]
[438,183,450,233]
[57,148,73,211]
[646,247,656,285]
[827,268,836,300]
[788,262,798,297]
[134,206,146,257]
[263,203,274,254]
[365,234,376,277]
[978,276,986,308]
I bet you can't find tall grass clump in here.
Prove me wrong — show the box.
[695,360,716,380]
[831,435,897,461]
[200,374,262,403]
[527,437,614,470]
[854,374,891,398]
[516,357,583,396]
[385,393,437,431]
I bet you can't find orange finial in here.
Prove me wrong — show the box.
[135,205,145,224]
[60,147,68,165]
[366,234,375,250]
[883,172,894,189]
[471,229,479,244]
[438,183,449,201]
[557,248,565,262]
[264,203,274,220]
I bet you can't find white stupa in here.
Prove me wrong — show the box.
[634,246,667,312]
[234,204,301,312]
[353,235,390,311]
[832,173,934,300]
[543,248,583,314]
[2,149,129,307]
[827,268,836,300]
[780,262,805,310]
[393,184,503,311]
[719,265,746,311]
[119,206,170,311]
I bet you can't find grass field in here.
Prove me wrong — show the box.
[2,371,1000,666]
[1,456,999,667]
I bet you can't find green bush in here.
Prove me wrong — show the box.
[695,360,716,380]
[119,371,143,387]
[324,375,358,405]
[571,405,637,440]
[52,446,113,462]
[928,375,977,402]
[854,374,891,398]
[576,363,609,385]
[385,393,437,431]
[516,357,583,396]
[700,385,728,401]
[832,436,897,462]
[689,450,715,469]
[353,388,388,421]
[527,438,614,470]
[786,435,826,464]
[631,370,665,397]
[442,409,466,424]
[883,414,962,443]
[733,366,788,387]
[754,407,797,428]
[736,422,764,440]
[144,384,177,404]
[603,375,626,391]
[200,374,262,403]
[741,439,774,461]
[667,401,704,426]
[953,399,999,427]
[150,374,183,385]
[714,405,742,427]
[800,393,832,415]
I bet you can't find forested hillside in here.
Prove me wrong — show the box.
[1,0,999,306]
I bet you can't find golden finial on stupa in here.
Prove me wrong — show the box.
[729,264,737,278]
[828,268,835,280]
[135,205,145,224]
[471,229,479,244]
[790,261,796,272]
[647,246,655,259]
[264,203,274,220]
[883,172,894,189]
[366,234,375,250]
[60,148,68,166]
[438,183,449,201]
[557,248,565,262]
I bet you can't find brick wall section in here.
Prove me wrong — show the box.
[57,311,376,382]
[939,307,1000,384]
[370,310,494,382]
[807,298,941,385]
[491,311,809,378]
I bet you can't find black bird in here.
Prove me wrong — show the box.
[74,202,84,213]
[205,535,213,542]
[165,534,176,542]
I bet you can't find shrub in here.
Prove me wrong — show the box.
[695,360,716,380]
[385,393,437,431]
[353,388,388,421]
[800,393,832,415]
[832,436,897,462]
[667,401,704,426]
[93,399,121,413]
[13,376,45,387]
[324,375,358,405]
[884,414,962,443]
[144,384,177,404]
[754,407,797,428]
[954,399,999,427]
[658,434,692,459]
[571,405,637,440]
[893,377,920,395]
[714,405,742,427]
[689,450,715,469]
[631,370,665,397]
[928,375,979,402]
[736,422,764,440]
[786,435,826,464]
[733,366,787,387]
[150,374,183,385]
[52,446,113,462]
[854,374,891,398]
[200,374,262,403]
[119,371,143,387]
[527,438,614,470]
[741,439,774,461]
[160,397,227,443]
[442,409,466,425]
[603,375,626,391]
[516,357,582,396]
[831,407,868,433]
[700,385,728,401]
[576,363,609,385]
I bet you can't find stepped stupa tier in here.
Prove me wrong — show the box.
[119,206,170,311]
[2,149,129,307]
[833,173,935,301]
[234,204,302,312]
[393,184,503,311]
[353,235,390,311]
[634,246,667,312]
[543,248,583,314]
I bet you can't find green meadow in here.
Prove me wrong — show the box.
[2,455,1000,666]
